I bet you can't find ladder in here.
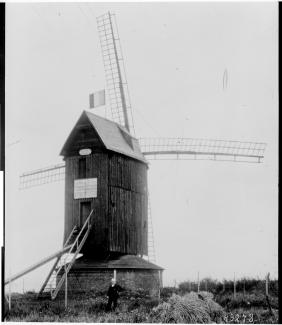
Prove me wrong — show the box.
[38,209,93,300]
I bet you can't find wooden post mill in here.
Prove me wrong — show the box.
[59,110,163,296]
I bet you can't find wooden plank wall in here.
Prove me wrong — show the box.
[64,152,109,256]
[108,154,148,255]
[64,151,148,257]
[62,117,104,157]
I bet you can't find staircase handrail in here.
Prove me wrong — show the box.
[50,210,93,291]
[51,211,93,299]
[68,209,93,255]
[64,225,78,247]
[37,225,77,295]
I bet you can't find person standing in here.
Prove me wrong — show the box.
[106,278,123,311]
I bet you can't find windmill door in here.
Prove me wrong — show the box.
[79,201,91,227]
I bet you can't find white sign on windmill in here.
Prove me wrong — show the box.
[89,89,106,108]
[74,178,97,199]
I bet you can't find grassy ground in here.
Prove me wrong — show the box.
[214,292,278,324]
[3,290,279,323]
[4,292,158,323]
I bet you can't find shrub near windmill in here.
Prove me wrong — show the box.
[17,12,266,300]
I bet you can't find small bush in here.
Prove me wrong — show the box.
[161,286,179,300]
[86,296,108,313]
[216,292,278,310]
[127,297,159,312]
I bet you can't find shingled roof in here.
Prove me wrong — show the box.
[60,111,147,163]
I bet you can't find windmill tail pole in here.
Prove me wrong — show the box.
[4,245,72,285]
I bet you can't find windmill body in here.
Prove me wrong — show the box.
[58,110,163,296]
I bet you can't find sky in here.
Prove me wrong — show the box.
[4,2,278,292]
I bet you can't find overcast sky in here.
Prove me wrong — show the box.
[5,2,278,292]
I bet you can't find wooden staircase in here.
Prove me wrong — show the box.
[38,210,93,300]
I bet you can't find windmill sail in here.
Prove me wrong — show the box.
[139,138,266,163]
[19,138,266,189]
[97,12,135,134]
[19,163,65,189]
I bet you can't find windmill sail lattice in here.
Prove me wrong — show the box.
[19,138,266,189]
[139,138,266,163]
[19,163,65,189]
[97,12,135,134]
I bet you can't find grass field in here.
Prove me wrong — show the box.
[3,279,279,323]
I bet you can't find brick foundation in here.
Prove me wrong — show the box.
[58,268,162,297]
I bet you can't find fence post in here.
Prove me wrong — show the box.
[233,273,236,299]
[243,279,245,296]
[265,272,270,296]
[8,277,11,311]
[197,272,200,293]
[113,269,116,281]
[265,273,273,315]
[64,264,68,310]
[205,280,207,292]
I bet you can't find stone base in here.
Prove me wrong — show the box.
[58,255,163,297]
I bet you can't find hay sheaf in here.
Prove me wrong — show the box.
[151,292,224,323]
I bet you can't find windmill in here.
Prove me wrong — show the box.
[11,11,266,299]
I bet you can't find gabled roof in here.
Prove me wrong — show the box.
[60,111,147,164]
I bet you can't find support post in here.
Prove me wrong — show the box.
[160,270,163,288]
[113,269,116,281]
[5,245,72,285]
[265,273,273,315]
[64,264,67,310]
[243,279,245,296]
[197,271,200,293]
[266,272,270,296]
[158,270,163,301]
[233,273,236,299]
[8,276,11,311]
[22,278,25,294]
[205,280,207,292]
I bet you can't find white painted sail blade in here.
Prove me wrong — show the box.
[89,89,106,109]
[139,138,266,163]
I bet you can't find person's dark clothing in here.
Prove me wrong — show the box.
[106,284,123,311]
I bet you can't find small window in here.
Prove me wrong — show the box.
[78,158,86,178]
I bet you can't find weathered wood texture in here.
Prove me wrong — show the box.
[108,154,148,255]
[62,123,104,157]
[64,151,148,257]
[64,152,109,256]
